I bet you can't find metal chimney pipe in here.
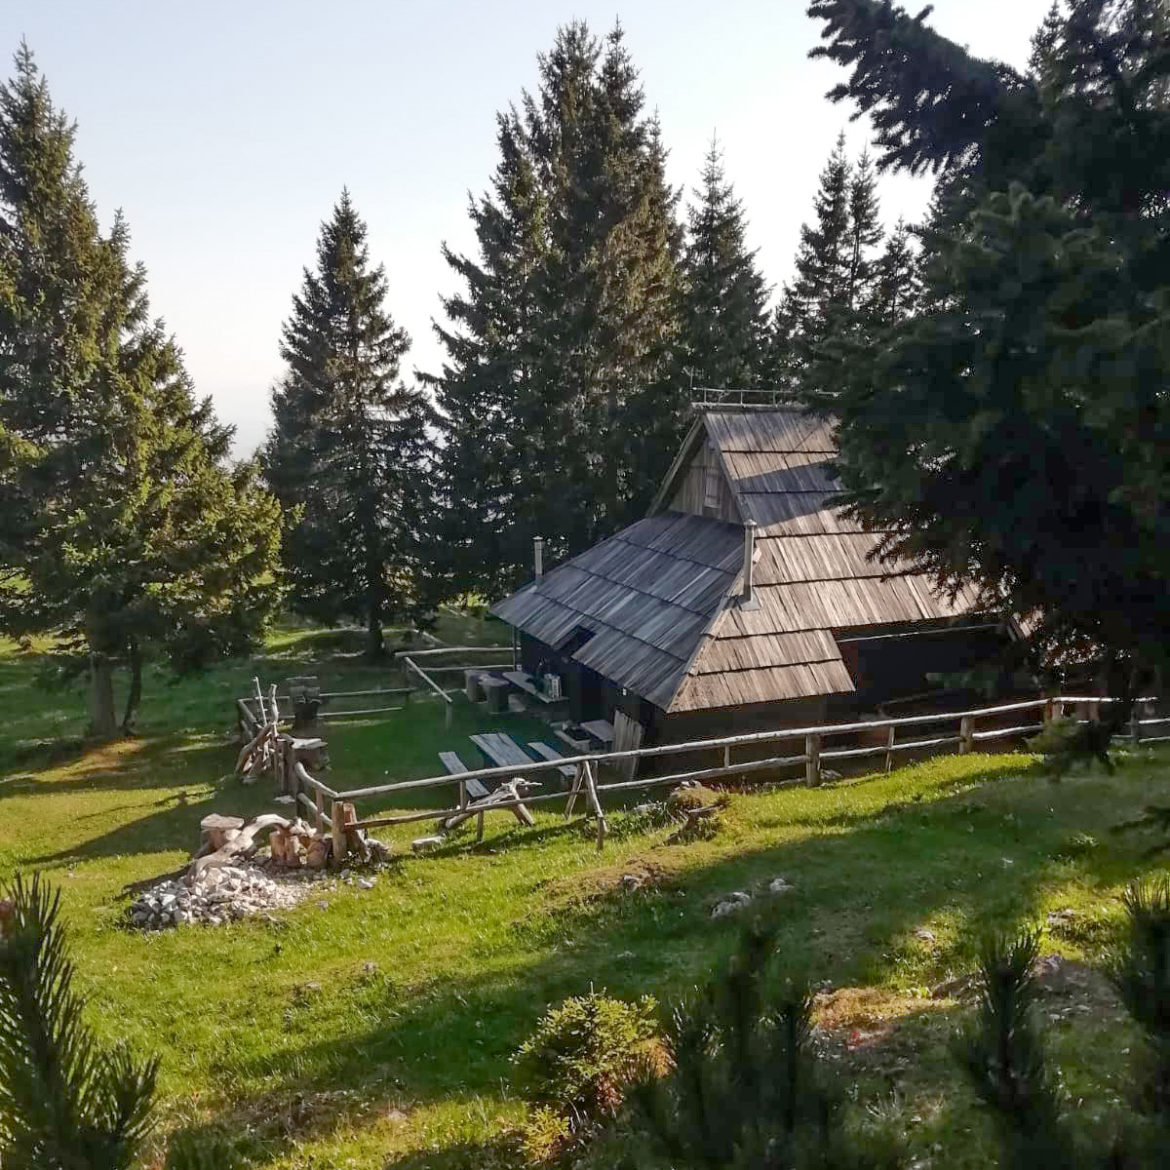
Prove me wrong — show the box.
[741,520,757,603]
[534,535,544,581]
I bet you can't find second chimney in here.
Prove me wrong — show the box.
[534,535,544,582]
[741,520,758,605]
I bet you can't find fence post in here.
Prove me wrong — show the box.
[315,788,324,835]
[1131,706,1141,746]
[805,734,821,787]
[331,801,346,865]
[723,744,730,769]
[1044,698,1057,724]
[1088,699,1101,724]
[959,715,975,755]
[282,737,297,798]
[444,700,453,730]
[884,725,896,774]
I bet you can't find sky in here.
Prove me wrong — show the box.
[1,1,1051,456]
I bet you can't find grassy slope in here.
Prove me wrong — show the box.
[1,618,1168,1168]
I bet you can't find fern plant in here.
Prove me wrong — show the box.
[0,873,159,1169]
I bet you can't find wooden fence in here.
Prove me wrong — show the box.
[283,694,1170,853]
[395,645,514,729]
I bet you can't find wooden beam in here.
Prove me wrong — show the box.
[401,655,453,704]
[392,645,511,659]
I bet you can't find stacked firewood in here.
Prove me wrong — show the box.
[190,810,389,882]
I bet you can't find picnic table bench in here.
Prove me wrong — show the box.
[438,750,489,800]
[431,739,538,839]
[579,719,616,747]
[526,741,576,780]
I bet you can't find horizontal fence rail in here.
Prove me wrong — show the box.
[275,694,1168,854]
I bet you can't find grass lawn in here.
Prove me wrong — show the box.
[2,616,1169,1168]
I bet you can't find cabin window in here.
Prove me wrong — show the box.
[703,464,722,513]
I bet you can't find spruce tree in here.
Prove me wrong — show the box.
[771,134,893,392]
[806,0,1170,684]
[677,140,771,392]
[0,46,283,737]
[264,193,433,658]
[430,21,682,594]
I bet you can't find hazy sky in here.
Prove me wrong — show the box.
[2,1,1051,455]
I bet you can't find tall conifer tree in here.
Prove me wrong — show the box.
[677,141,771,391]
[429,22,682,596]
[807,0,1170,688]
[0,46,283,737]
[770,134,904,392]
[264,193,432,658]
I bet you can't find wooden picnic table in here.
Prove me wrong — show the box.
[437,736,537,837]
[502,670,566,705]
[579,719,616,747]
[469,731,535,769]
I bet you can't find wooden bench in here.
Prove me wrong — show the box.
[439,750,489,800]
[527,741,576,780]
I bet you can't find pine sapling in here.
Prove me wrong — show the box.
[952,930,1071,1169]
[630,924,891,1168]
[1111,879,1170,1120]
[0,873,159,1169]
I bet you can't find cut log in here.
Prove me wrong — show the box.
[187,813,291,882]
[195,813,245,856]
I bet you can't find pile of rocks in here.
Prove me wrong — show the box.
[710,876,794,919]
[128,864,323,931]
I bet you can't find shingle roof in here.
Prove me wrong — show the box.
[491,512,742,709]
[492,408,984,714]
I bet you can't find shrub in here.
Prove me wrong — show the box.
[513,991,659,1135]
[518,1106,572,1165]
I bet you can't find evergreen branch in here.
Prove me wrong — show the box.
[807,0,1038,176]
[0,873,158,1169]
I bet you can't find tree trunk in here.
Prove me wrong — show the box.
[89,653,117,741]
[121,636,142,735]
[366,604,384,662]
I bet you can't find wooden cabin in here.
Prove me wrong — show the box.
[491,407,1013,756]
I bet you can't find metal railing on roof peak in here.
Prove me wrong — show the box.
[690,386,794,410]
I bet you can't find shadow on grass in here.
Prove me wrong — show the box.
[0,734,234,797]
[176,758,1170,1166]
